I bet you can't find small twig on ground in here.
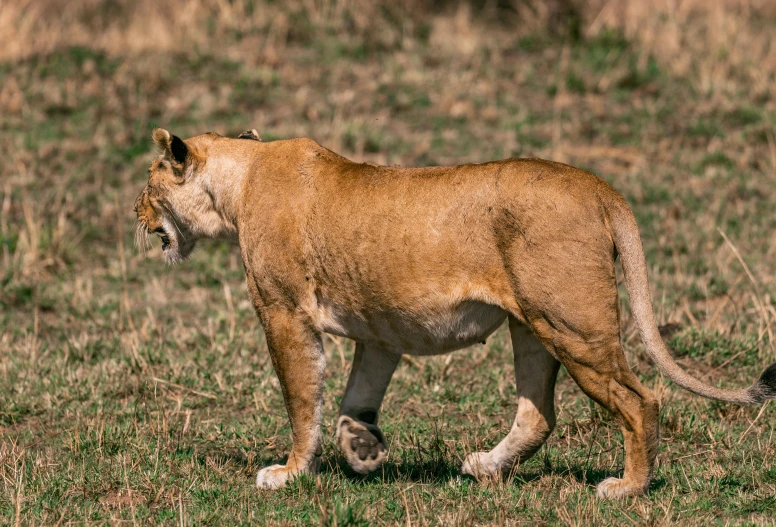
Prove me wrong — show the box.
[152,377,217,400]
[738,400,770,445]
[718,227,771,347]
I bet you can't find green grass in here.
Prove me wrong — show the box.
[2,1,776,525]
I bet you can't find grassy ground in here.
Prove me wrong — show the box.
[2,0,776,524]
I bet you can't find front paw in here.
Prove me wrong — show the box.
[336,415,388,474]
[256,464,301,490]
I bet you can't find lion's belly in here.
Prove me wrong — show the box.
[313,297,508,355]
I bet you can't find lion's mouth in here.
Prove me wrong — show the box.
[152,227,171,251]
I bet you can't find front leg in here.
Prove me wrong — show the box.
[255,307,325,489]
[337,343,400,474]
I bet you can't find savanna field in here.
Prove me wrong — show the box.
[1,0,776,524]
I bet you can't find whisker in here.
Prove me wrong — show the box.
[135,221,152,254]
[134,222,142,253]
[139,223,148,256]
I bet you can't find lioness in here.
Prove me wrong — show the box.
[134,129,776,498]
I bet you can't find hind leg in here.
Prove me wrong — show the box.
[498,200,661,497]
[337,342,400,474]
[533,319,660,498]
[462,319,560,481]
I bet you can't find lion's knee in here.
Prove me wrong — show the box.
[516,405,555,444]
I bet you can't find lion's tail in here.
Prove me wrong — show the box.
[607,195,776,405]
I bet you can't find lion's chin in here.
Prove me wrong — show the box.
[163,248,182,265]
[163,240,196,265]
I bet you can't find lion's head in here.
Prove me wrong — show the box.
[133,129,200,264]
[134,128,241,264]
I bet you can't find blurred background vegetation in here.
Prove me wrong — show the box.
[1,0,776,524]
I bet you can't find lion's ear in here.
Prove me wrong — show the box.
[238,129,261,141]
[170,135,188,164]
[152,128,188,164]
[152,128,171,150]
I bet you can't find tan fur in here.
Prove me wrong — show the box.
[135,129,776,498]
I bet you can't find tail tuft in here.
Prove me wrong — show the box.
[751,362,776,404]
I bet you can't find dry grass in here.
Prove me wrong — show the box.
[1,0,775,525]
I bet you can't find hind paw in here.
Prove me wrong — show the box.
[461,451,503,482]
[596,477,646,499]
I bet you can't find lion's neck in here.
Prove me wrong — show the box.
[196,154,249,240]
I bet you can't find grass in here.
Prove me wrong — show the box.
[1,0,776,524]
